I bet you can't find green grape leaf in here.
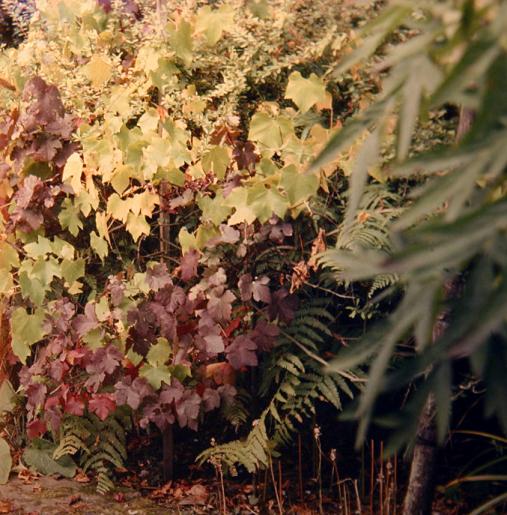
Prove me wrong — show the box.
[83,54,112,89]
[90,231,108,261]
[280,165,319,205]
[248,113,294,151]
[58,198,83,236]
[178,227,197,254]
[19,271,47,306]
[195,5,235,45]
[10,308,48,364]
[0,241,20,269]
[0,272,13,295]
[0,380,14,415]
[169,20,193,66]
[62,152,83,194]
[61,258,85,285]
[126,213,150,242]
[202,146,230,179]
[198,192,232,225]
[285,71,328,112]
[147,338,171,367]
[24,237,52,259]
[225,187,256,225]
[139,363,172,390]
[247,183,288,223]
[111,165,133,195]
[32,257,61,284]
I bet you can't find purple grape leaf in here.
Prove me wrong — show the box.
[27,418,48,439]
[202,334,224,355]
[268,288,299,323]
[217,384,237,405]
[64,394,85,416]
[146,263,172,291]
[107,275,125,306]
[84,372,105,393]
[251,319,280,351]
[44,395,63,433]
[220,224,240,244]
[26,382,47,412]
[85,344,122,376]
[226,334,258,369]
[159,380,184,405]
[89,393,116,421]
[197,313,224,356]
[207,288,235,321]
[252,276,271,303]
[238,273,253,301]
[202,388,220,412]
[233,140,260,171]
[180,249,199,281]
[73,302,99,336]
[21,77,66,130]
[175,390,201,430]
[115,377,154,410]
[141,401,175,430]
[49,359,69,381]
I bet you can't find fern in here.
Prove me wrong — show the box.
[368,273,398,299]
[199,299,356,472]
[54,412,130,494]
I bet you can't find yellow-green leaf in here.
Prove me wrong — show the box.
[285,71,328,112]
[126,212,150,241]
[178,227,197,254]
[62,153,83,194]
[90,231,108,261]
[84,54,113,88]
[202,146,230,179]
[61,258,85,285]
[280,165,319,205]
[248,113,294,151]
[195,5,235,46]
[10,307,48,364]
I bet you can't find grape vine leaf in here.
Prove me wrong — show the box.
[226,335,258,369]
[196,5,235,46]
[90,231,108,261]
[58,198,83,236]
[126,212,150,241]
[285,71,328,112]
[139,338,172,390]
[62,152,83,194]
[84,55,113,88]
[202,146,230,179]
[280,165,319,205]
[10,308,48,364]
[248,113,294,150]
[88,393,116,421]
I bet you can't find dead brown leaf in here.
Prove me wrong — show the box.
[0,500,12,514]
[68,494,81,506]
[308,229,326,271]
[74,471,91,483]
[290,261,309,293]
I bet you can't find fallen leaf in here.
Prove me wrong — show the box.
[68,494,81,506]
[0,500,12,514]
[74,471,91,483]
[113,492,125,502]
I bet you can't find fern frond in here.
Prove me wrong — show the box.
[201,299,357,473]
[55,413,128,495]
